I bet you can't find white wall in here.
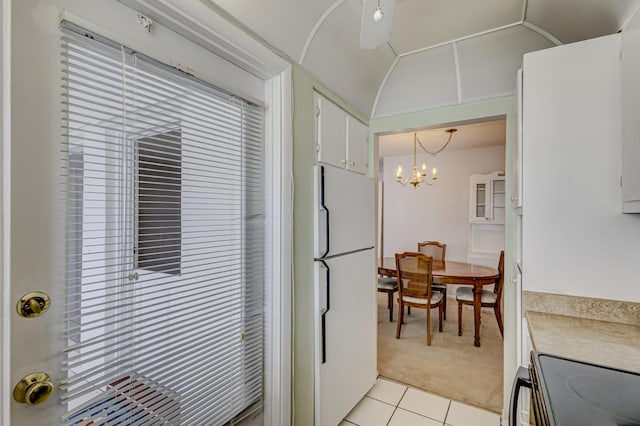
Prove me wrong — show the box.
[522,34,640,302]
[382,145,505,262]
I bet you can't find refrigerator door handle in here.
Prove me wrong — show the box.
[318,260,330,364]
[317,166,330,259]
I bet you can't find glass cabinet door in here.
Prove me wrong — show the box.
[492,179,505,224]
[475,183,487,219]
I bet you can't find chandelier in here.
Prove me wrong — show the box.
[396,129,457,189]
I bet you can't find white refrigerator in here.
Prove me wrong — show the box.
[313,164,377,426]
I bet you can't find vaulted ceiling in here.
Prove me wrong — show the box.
[209,0,639,118]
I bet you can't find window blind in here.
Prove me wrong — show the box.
[60,22,265,425]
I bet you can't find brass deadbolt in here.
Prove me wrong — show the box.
[13,372,53,405]
[16,292,51,318]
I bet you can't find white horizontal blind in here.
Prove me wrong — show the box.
[60,24,265,426]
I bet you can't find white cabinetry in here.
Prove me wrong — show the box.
[314,92,369,175]
[621,12,640,213]
[469,171,505,224]
[521,34,634,299]
[513,69,523,209]
[468,171,505,267]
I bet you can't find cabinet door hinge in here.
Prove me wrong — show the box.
[315,106,321,117]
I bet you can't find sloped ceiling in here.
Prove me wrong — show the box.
[391,0,523,54]
[208,0,640,118]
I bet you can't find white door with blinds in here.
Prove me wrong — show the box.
[55,23,266,425]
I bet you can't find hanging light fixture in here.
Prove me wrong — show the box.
[373,0,384,22]
[396,129,457,189]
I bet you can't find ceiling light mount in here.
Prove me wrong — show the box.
[373,0,384,22]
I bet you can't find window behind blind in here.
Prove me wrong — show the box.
[60,22,265,425]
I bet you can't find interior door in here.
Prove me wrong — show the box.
[5,2,269,424]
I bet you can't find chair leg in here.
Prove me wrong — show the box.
[396,302,403,339]
[457,301,463,336]
[426,306,431,346]
[388,291,393,322]
[442,288,447,320]
[494,304,504,337]
[438,304,443,332]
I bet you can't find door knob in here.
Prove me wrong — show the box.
[16,292,51,318]
[13,372,54,405]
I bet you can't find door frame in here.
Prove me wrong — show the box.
[369,95,517,421]
[1,0,10,423]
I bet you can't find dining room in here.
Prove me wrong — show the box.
[375,119,507,414]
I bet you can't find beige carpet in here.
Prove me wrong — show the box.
[377,292,504,413]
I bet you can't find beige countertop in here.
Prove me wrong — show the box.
[526,311,640,373]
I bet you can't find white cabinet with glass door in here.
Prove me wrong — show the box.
[314,92,369,175]
[469,171,506,224]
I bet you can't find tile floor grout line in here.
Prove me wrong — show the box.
[443,400,452,425]
[398,386,452,424]
[396,387,409,407]
[384,387,409,426]
[385,406,399,426]
[365,395,401,408]
[398,406,449,424]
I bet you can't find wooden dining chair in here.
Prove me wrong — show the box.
[395,252,444,346]
[417,241,447,319]
[377,276,398,322]
[456,250,505,337]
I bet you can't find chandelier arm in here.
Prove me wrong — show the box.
[416,131,454,157]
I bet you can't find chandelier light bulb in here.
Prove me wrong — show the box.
[373,5,384,22]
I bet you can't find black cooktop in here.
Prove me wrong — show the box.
[534,352,640,425]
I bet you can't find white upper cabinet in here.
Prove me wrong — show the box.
[346,117,369,174]
[469,171,505,224]
[621,13,640,213]
[314,92,369,175]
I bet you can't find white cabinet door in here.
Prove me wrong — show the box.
[469,175,491,222]
[315,93,347,169]
[514,69,523,208]
[346,117,369,175]
[315,92,370,175]
[469,172,505,223]
[491,176,506,224]
[621,14,640,212]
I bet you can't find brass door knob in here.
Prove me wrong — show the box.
[16,292,51,318]
[13,372,54,405]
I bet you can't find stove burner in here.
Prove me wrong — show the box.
[533,353,640,426]
[566,374,640,424]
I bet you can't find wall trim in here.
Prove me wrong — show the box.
[299,0,345,64]
[0,0,10,424]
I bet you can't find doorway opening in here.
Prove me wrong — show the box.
[375,118,507,413]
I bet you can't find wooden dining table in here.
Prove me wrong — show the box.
[378,257,500,347]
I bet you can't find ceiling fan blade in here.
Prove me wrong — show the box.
[359,0,395,50]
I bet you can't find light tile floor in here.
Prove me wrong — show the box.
[341,378,501,426]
